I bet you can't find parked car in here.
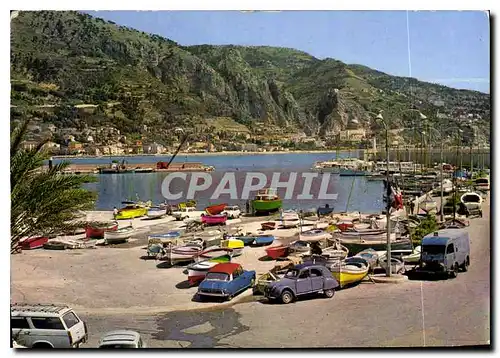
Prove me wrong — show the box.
[11,303,88,348]
[98,330,145,348]
[197,263,256,301]
[264,264,339,304]
[172,207,203,221]
[221,205,241,219]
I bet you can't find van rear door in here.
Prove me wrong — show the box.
[62,311,86,346]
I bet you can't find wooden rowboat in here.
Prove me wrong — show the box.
[205,203,227,216]
[21,236,49,250]
[85,222,118,239]
[201,214,228,226]
[261,222,276,231]
[265,245,289,260]
[104,226,135,244]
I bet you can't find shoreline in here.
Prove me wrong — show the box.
[50,146,492,161]
[50,150,357,160]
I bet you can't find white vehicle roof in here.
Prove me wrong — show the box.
[99,330,141,344]
[11,303,73,317]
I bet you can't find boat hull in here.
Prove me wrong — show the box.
[201,215,227,225]
[261,222,276,230]
[21,236,49,250]
[205,204,227,216]
[115,208,147,220]
[252,199,282,213]
[341,239,412,256]
[252,236,275,246]
[265,245,289,259]
[330,269,368,287]
[147,209,166,219]
[85,223,118,239]
[104,228,134,244]
[339,169,367,176]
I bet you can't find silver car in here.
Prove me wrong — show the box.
[98,330,146,348]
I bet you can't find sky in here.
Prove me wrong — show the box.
[85,10,490,94]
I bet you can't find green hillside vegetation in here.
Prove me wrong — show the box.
[10,11,490,148]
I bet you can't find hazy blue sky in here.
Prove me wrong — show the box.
[86,10,490,93]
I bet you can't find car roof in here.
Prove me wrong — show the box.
[11,303,71,317]
[423,229,468,241]
[100,330,141,342]
[293,263,324,270]
[208,262,241,274]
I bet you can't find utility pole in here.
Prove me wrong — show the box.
[378,113,392,277]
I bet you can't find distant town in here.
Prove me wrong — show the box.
[14,106,487,157]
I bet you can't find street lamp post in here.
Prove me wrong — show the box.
[453,128,463,220]
[377,113,392,278]
[428,126,444,222]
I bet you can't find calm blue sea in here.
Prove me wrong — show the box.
[51,151,384,213]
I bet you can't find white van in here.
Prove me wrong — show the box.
[11,303,88,348]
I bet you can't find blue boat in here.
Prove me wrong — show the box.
[252,235,275,246]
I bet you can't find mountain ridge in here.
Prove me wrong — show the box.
[10,10,490,149]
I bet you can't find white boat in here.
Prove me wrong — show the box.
[281,210,300,228]
[147,206,166,219]
[104,226,135,244]
[474,177,490,191]
[460,192,483,206]
[165,243,203,265]
[321,243,349,263]
[299,229,331,242]
[378,257,405,274]
[420,194,437,213]
[401,246,421,264]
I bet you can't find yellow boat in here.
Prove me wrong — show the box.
[114,205,148,220]
[330,259,369,288]
[221,238,244,257]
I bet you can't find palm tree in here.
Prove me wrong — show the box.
[10,120,97,253]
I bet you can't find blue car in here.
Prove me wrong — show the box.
[197,263,256,301]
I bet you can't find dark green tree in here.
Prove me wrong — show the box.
[10,120,97,253]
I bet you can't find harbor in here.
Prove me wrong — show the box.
[11,191,490,347]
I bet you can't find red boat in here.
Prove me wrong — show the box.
[261,222,276,231]
[201,214,228,226]
[337,221,354,232]
[205,203,227,215]
[85,222,119,239]
[265,245,289,260]
[20,236,49,250]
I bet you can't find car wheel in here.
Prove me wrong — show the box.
[281,290,293,304]
[33,343,53,349]
[324,288,335,298]
[462,257,469,272]
[449,263,458,278]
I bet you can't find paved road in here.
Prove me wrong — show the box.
[82,196,490,348]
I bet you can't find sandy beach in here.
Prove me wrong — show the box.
[10,211,323,315]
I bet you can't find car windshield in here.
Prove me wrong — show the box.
[205,272,230,281]
[227,206,238,210]
[422,245,445,255]
[99,344,137,348]
[284,269,299,278]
